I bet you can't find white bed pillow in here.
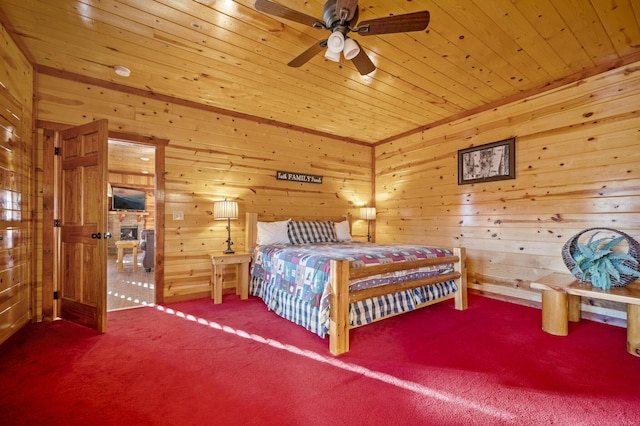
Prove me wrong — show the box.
[334,220,352,241]
[256,220,290,245]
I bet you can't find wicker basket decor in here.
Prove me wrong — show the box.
[562,228,640,288]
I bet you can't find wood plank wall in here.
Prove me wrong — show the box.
[0,23,34,344]
[375,62,640,324]
[36,75,372,302]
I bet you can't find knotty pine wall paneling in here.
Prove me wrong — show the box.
[36,75,372,302]
[375,62,640,324]
[0,23,34,345]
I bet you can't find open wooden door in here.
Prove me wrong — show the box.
[57,119,109,332]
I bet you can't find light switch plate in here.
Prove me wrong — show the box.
[173,211,184,220]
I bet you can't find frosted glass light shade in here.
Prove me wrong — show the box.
[343,38,360,60]
[213,200,238,220]
[324,48,341,62]
[327,31,345,53]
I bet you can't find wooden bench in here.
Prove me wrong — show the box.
[531,273,640,356]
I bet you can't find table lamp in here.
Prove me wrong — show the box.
[214,199,238,254]
[360,207,376,243]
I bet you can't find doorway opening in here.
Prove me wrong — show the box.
[107,139,156,311]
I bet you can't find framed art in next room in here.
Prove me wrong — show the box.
[458,137,516,185]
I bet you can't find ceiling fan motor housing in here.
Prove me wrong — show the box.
[323,0,358,31]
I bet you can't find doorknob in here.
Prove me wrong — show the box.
[104,232,112,239]
[91,233,102,239]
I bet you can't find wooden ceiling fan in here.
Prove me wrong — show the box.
[254,0,430,75]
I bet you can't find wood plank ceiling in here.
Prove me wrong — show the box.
[1,0,639,144]
[108,139,155,177]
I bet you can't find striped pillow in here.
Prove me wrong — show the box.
[287,221,338,244]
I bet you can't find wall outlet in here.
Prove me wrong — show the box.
[173,211,184,220]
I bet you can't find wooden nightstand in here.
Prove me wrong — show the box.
[210,252,252,304]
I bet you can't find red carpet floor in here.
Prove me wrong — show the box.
[1,294,639,425]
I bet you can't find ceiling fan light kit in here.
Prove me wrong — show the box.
[254,0,430,75]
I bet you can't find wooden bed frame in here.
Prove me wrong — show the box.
[245,213,468,355]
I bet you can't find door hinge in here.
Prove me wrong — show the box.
[54,147,60,156]
[54,219,61,227]
[53,291,59,300]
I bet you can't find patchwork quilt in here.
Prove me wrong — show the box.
[250,242,457,337]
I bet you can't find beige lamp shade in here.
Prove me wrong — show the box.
[214,199,238,254]
[360,207,376,220]
[213,200,238,220]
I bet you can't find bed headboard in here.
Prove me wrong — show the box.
[245,212,352,251]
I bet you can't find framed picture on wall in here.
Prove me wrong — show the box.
[458,138,516,185]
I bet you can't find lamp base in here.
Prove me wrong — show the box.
[223,219,234,254]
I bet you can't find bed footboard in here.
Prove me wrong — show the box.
[329,247,467,355]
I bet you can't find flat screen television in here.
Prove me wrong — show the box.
[111,186,146,211]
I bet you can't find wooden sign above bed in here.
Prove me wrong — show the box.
[276,171,323,184]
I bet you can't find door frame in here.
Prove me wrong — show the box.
[108,131,167,306]
[40,121,168,321]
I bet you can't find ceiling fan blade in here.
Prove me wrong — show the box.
[350,42,375,75]
[356,11,430,36]
[254,0,324,28]
[288,40,328,67]
[336,0,358,21]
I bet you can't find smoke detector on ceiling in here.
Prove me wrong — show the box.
[113,65,131,77]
